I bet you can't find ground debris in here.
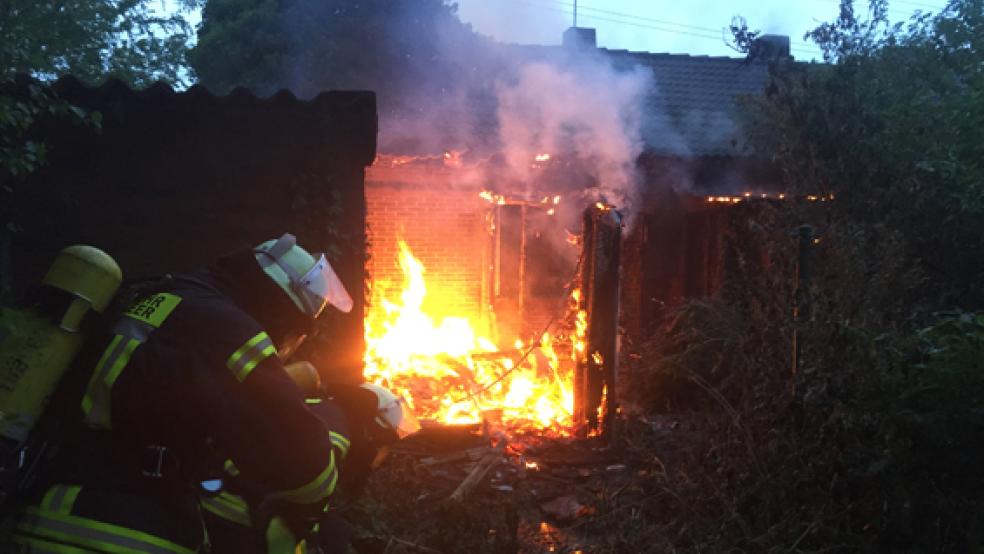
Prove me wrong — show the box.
[343,416,681,553]
[539,495,595,522]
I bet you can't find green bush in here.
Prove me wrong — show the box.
[620,2,984,550]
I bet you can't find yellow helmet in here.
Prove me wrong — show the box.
[253,233,353,318]
[42,245,123,313]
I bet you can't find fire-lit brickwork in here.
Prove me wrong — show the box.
[366,165,487,328]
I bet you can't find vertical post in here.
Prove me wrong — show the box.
[574,205,622,438]
[493,205,502,299]
[480,208,494,338]
[574,0,578,27]
[592,209,621,438]
[791,224,813,398]
[0,230,11,303]
[518,205,527,339]
[573,209,595,436]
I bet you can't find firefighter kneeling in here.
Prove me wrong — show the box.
[203,381,420,553]
[2,233,420,554]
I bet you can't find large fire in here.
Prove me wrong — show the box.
[364,240,577,434]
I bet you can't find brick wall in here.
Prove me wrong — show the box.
[365,166,487,326]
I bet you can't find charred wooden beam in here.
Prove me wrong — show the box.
[574,205,622,437]
[448,437,506,504]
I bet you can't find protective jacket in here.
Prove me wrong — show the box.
[9,249,342,553]
[202,398,353,553]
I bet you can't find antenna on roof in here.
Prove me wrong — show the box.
[573,0,577,27]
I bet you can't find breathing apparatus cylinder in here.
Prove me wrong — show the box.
[0,245,122,446]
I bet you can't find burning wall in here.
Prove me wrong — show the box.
[366,163,487,327]
[363,153,599,434]
[351,22,782,435]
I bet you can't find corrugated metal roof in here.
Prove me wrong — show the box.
[38,75,379,167]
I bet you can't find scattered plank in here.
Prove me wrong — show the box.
[448,438,507,504]
[420,445,490,466]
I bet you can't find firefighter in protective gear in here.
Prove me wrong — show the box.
[325,383,420,496]
[6,233,353,553]
[201,378,421,553]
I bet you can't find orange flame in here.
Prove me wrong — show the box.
[479,190,508,205]
[364,240,575,433]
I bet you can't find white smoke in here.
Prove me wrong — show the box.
[494,54,653,212]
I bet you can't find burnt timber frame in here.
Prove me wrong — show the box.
[574,206,622,437]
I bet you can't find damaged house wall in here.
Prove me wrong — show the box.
[4,76,377,381]
[366,162,486,322]
[364,32,786,347]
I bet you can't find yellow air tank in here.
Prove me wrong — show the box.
[0,245,122,444]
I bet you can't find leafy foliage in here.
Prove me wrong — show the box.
[621,0,984,550]
[1,1,196,210]
[190,0,485,104]
[1,1,195,86]
[744,0,984,304]
[0,82,101,178]
[187,0,285,96]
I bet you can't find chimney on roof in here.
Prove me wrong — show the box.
[750,34,791,60]
[563,27,597,50]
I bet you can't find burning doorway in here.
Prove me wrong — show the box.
[364,154,620,437]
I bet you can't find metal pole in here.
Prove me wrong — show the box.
[574,0,577,27]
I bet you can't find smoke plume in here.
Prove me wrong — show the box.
[494,54,653,211]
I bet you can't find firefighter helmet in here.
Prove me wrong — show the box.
[360,383,421,440]
[253,233,353,318]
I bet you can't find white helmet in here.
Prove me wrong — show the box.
[361,383,421,439]
[254,233,353,317]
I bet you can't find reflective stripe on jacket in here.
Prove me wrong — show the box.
[201,491,309,554]
[11,484,199,554]
[202,398,353,554]
[81,292,183,429]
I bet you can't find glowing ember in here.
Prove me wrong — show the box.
[704,193,832,203]
[442,150,463,168]
[479,190,507,205]
[364,240,575,433]
[534,153,551,162]
[706,195,744,204]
